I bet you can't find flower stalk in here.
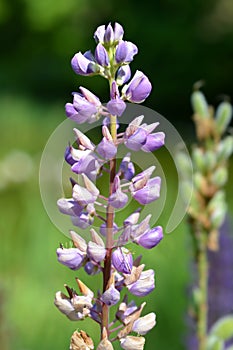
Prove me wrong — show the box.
[54,22,166,349]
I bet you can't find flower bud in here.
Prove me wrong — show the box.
[101,283,120,306]
[56,247,84,270]
[116,65,131,85]
[192,148,205,172]
[115,40,138,63]
[122,70,152,103]
[95,43,109,66]
[71,52,99,76]
[112,247,133,274]
[96,137,117,159]
[119,336,145,350]
[204,150,217,171]
[191,90,209,118]
[216,136,233,161]
[211,167,228,187]
[97,339,114,350]
[87,241,106,263]
[127,269,155,297]
[210,203,227,229]
[70,230,87,252]
[134,226,163,249]
[70,330,94,350]
[215,101,232,135]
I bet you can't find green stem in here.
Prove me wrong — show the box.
[101,114,117,338]
[197,231,208,350]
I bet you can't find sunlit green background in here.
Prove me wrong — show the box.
[1,1,233,349]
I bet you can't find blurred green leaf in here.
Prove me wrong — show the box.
[209,315,233,341]
[206,335,224,350]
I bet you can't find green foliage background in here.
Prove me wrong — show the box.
[0,1,233,349]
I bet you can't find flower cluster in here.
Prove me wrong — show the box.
[54,22,165,350]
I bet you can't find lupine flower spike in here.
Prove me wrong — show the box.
[54,22,165,349]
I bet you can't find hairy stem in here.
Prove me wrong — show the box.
[197,230,208,350]
[101,114,117,338]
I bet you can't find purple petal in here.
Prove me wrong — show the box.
[101,285,120,306]
[56,247,84,270]
[141,132,165,152]
[124,70,152,103]
[57,198,83,216]
[108,190,128,209]
[132,177,161,205]
[71,52,95,76]
[116,65,131,85]
[127,270,155,296]
[114,22,124,41]
[107,98,126,117]
[96,138,117,159]
[71,212,94,229]
[95,43,109,66]
[112,248,133,274]
[125,127,147,151]
[135,226,163,249]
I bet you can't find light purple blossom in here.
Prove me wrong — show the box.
[119,153,135,180]
[95,43,109,66]
[100,222,119,236]
[108,175,128,208]
[71,209,95,229]
[122,70,152,103]
[127,269,155,297]
[57,247,85,270]
[124,115,165,152]
[65,87,102,124]
[112,247,133,274]
[101,284,121,306]
[130,167,161,205]
[115,40,138,63]
[94,22,124,44]
[116,65,131,85]
[133,226,163,249]
[116,297,138,324]
[107,81,126,117]
[87,241,106,263]
[71,51,100,76]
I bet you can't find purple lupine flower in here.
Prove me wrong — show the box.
[64,145,76,165]
[57,198,83,216]
[84,261,99,275]
[129,167,161,205]
[119,153,135,180]
[71,209,95,229]
[124,115,165,152]
[141,132,165,152]
[101,284,121,306]
[132,312,156,335]
[71,154,100,181]
[72,184,97,206]
[116,65,131,85]
[107,81,126,117]
[123,210,141,226]
[115,40,138,63]
[71,51,100,76]
[56,247,85,270]
[116,297,138,324]
[96,125,117,159]
[112,247,133,274]
[65,87,102,124]
[133,226,163,249]
[127,269,155,296]
[94,22,124,44]
[122,70,152,103]
[108,175,128,208]
[95,43,109,66]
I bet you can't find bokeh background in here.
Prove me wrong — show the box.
[1,0,233,349]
